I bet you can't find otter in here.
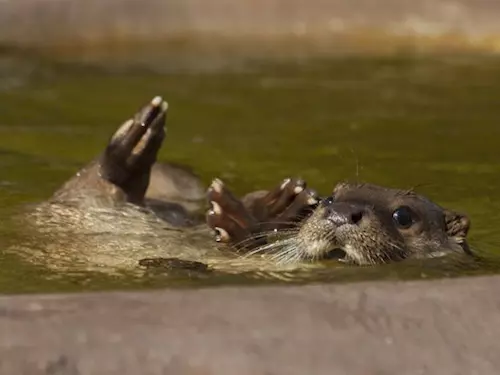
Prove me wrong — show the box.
[207,179,471,266]
[12,96,471,274]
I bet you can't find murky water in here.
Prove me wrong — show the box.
[0,51,499,294]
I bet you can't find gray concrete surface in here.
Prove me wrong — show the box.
[1,274,499,374]
[1,0,500,54]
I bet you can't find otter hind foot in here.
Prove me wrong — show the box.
[206,177,319,251]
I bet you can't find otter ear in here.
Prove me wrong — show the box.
[444,209,470,244]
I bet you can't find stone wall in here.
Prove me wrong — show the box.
[2,275,500,374]
[1,0,500,54]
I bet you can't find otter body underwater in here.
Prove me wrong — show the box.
[11,97,472,274]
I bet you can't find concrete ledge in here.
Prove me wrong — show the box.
[2,0,500,55]
[1,275,500,374]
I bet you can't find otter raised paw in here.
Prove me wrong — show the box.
[51,96,167,205]
[48,96,205,227]
[206,177,320,250]
[101,96,168,204]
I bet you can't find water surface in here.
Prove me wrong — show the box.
[0,52,499,293]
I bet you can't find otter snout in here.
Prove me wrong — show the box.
[322,200,365,227]
[296,200,367,262]
[295,199,361,262]
[298,197,398,265]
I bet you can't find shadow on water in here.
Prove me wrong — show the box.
[0,49,499,293]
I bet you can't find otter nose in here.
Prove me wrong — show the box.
[323,201,364,226]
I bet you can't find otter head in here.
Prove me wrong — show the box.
[295,182,470,265]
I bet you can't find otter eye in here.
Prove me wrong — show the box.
[392,206,414,229]
[322,196,335,206]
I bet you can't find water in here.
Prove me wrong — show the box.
[0,51,500,294]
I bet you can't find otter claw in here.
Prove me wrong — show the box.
[150,95,169,113]
[214,227,230,242]
[280,178,291,190]
[210,178,224,194]
[206,180,257,248]
[293,184,305,194]
[307,189,320,205]
[151,96,163,107]
[210,201,222,215]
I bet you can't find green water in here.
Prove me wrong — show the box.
[0,51,499,294]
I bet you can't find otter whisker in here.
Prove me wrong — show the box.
[252,220,302,227]
[272,250,301,265]
[243,236,306,265]
[269,244,297,260]
[375,240,406,264]
[259,219,304,225]
[268,241,308,265]
[229,222,302,249]
[232,227,301,250]
[242,237,297,258]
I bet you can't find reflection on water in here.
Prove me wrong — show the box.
[0,52,499,293]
